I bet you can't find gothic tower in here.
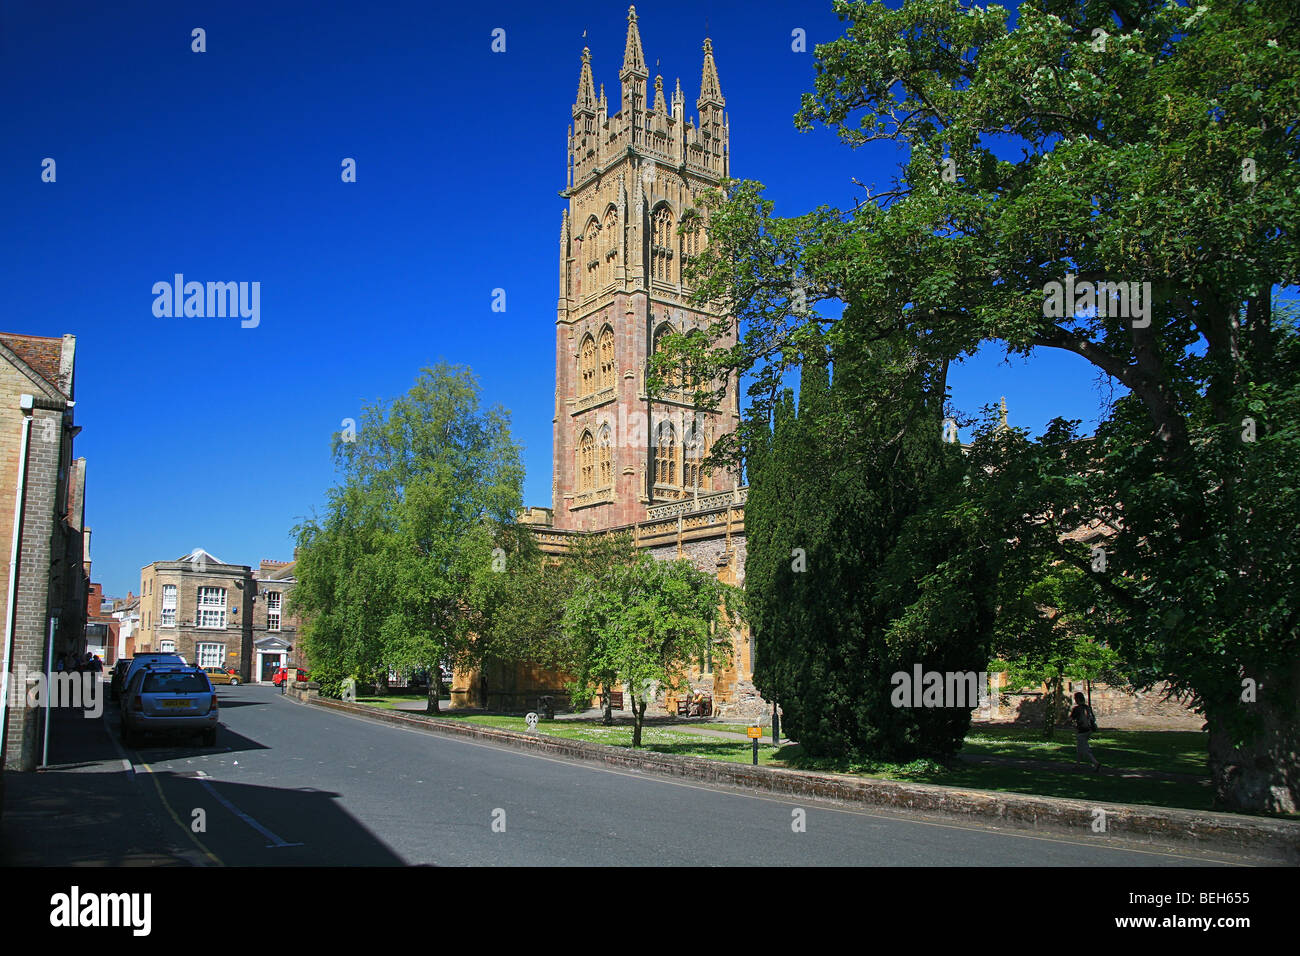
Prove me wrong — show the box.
[553,6,740,532]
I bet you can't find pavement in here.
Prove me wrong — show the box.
[1,679,197,866]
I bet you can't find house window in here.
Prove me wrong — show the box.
[196,587,227,628]
[159,639,176,653]
[196,643,224,669]
[160,584,176,627]
[598,425,612,488]
[267,591,282,632]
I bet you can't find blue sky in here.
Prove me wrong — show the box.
[4,0,1126,598]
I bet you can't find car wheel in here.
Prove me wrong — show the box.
[230,678,239,686]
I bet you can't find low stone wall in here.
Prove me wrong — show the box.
[301,694,1298,863]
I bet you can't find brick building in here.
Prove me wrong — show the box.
[0,332,89,772]
[137,549,253,681]
[250,558,301,683]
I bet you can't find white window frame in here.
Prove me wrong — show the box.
[196,643,225,669]
[159,638,176,653]
[267,591,282,632]
[196,586,227,629]
[160,584,177,627]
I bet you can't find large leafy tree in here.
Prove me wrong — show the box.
[747,336,996,760]
[676,0,1300,810]
[291,364,525,712]
[562,552,741,747]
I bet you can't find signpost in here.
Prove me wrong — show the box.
[747,725,762,765]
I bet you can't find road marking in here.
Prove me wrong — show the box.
[197,778,303,849]
[318,703,1246,866]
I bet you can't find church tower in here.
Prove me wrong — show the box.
[553,6,739,531]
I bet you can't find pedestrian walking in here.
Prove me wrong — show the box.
[1070,691,1101,772]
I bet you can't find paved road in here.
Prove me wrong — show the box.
[94,685,1238,866]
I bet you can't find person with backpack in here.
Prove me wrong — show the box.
[1070,691,1101,772]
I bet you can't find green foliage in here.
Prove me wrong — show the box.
[684,0,1300,811]
[562,550,741,745]
[290,364,525,709]
[748,336,995,761]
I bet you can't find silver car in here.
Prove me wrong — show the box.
[121,666,220,747]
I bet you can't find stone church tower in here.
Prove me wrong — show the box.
[552,6,740,532]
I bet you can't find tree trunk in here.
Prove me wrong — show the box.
[631,694,644,747]
[1206,661,1300,813]
[427,673,441,714]
[601,684,612,726]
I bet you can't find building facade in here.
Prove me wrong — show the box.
[251,558,301,683]
[0,332,89,771]
[553,6,740,532]
[452,9,763,717]
[137,550,253,680]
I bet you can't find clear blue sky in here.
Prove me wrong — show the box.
[4,0,1130,598]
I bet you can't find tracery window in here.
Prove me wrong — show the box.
[598,327,616,390]
[653,325,682,389]
[603,207,618,284]
[578,430,595,492]
[654,421,679,488]
[683,420,709,490]
[598,425,613,488]
[650,205,674,282]
[579,334,597,397]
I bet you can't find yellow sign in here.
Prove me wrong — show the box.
[747,726,763,739]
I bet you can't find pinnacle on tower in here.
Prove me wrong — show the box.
[698,37,724,107]
[574,47,597,114]
[653,75,666,113]
[622,5,648,77]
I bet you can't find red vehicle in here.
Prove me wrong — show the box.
[271,666,308,686]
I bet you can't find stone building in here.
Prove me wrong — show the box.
[250,558,301,683]
[137,549,253,681]
[0,332,89,772]
[452,8,763,718]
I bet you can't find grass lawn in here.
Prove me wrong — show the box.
[354,693,430,710]
[348,700,1286,815]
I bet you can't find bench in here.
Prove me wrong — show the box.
[675,694,712,717]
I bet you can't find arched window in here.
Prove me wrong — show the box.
[655,421,679,489]
[603,207,618,284]
[577,430,595,492]
[682,216,703,268]
[653,325,682,389]
[584,217,600,285]
[598,425,613,487]
[683,419,709,490]
[598,327,616,390]
[578,334,597,397]
[650,205,674,282]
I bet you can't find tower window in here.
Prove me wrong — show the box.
[578,430,596,492]
[655,421,679,489]
[598,327,616,390]
[579,334,597,397]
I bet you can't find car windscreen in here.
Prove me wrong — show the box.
[142,672,210,693]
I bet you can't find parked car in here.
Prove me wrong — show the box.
[120,654,185,700]
[120,665,220,747]
[202,666,241,686]
[271,666,308,686]
[110,658,133,701]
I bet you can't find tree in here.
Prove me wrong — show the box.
[679,0,1300,812]
[291,363,525,713]
[746,332,995,761]
[562,552,741,746]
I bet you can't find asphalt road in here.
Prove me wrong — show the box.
[110,685,1236,867]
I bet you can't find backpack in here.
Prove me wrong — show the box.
[1084,705,1099,733]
